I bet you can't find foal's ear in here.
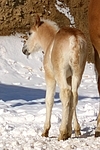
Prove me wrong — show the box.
[34,14,41,27]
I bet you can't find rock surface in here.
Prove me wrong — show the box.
[0,0,93,61]
[0,0,70,35]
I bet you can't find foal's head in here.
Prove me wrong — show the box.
[22,15,43,56]
[22,15,59,56]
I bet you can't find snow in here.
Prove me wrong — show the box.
[55,0,75,27]
[0,34,100,150]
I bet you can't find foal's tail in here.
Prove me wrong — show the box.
[69,34,87,80]
[77,35,87,66]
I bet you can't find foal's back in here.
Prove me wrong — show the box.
[51,27,87,78]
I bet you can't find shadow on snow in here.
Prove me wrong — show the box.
[0,83,99,107]
[0,83,59,107]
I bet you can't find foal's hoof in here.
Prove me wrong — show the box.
[75,130,81,137]
[95,128,100,137]
[41,131,49,137]
[58,132,71,141]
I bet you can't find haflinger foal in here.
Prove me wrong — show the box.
[22,15,87,140]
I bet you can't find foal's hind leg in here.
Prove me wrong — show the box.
[72,75,81,137]
[67,76,81,137]
[58,87,72,140]
[55,73,73,140]
[73,109,81,136]
[94,49,100,137]
[42,72,56,137]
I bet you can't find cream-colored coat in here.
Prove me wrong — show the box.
[22,15,87,140]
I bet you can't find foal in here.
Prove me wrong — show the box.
[22,15,87,140]
[88,0,100,137]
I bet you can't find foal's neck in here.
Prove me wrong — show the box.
[38,22,59,53]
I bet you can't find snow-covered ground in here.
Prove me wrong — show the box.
[0,34,100,150]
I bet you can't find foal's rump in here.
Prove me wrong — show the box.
[51,27,87,77]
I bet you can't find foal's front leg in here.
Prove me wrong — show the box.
[42,74,56,137]
[95,112,100,137]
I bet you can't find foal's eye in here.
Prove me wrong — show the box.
[28,32,32,36]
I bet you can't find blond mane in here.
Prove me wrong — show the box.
[41,18,60,33]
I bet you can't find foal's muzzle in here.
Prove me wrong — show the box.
[22,45,30,56]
